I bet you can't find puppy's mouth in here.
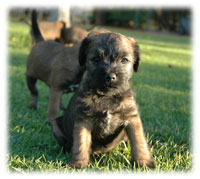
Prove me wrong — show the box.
[97,82,118,94]
[104,80,117,88]
[101,78,119,91]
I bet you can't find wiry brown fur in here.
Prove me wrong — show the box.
[52,30,154,169]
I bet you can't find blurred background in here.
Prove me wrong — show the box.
[9,7,191,36]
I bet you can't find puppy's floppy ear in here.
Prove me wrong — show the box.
[128,37,140,72]
[133,42,140,72]
[79,37,91,66]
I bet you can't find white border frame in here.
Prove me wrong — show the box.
[1,0,199,178]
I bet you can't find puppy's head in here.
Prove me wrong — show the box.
[79,30,140,92]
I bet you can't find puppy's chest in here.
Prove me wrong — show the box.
[92,110,125,138]
[92,100,136,138]
[83,92,137,138]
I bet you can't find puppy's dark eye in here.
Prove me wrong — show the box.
[121,58,129,64]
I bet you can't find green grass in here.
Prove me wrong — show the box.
[8,19,192,173]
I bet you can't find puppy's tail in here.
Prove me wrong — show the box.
[31,10,44,43]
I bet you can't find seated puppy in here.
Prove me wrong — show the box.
[52,30,155,169]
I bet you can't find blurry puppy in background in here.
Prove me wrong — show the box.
[23,18,92,46]
[52,30,155,169]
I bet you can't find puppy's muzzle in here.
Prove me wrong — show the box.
[105,73,117,83]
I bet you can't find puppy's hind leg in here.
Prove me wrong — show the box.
[26,75,38,110]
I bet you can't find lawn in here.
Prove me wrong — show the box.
[8,19,192,173]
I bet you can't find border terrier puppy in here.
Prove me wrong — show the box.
[26,10,84,124]
[52,30,155,169]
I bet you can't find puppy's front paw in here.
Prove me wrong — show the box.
[69,159,89,169]
[145,159,155,169]
[132,159,155,169]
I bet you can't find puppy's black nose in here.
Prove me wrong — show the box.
[105,73,116,82]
